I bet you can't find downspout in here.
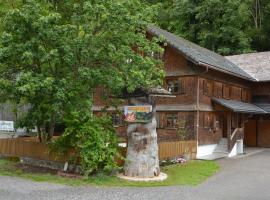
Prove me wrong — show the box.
[196,65,208,156]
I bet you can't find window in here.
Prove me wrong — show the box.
[166,113,178,128]
[203,113,213,129]
[147,51,164,60]
[203,80,213,96]
[167,78,185,94]
[112,113,123,126]
[167,80,179,94]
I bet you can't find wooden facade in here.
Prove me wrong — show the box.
[93,26,270,156]
[93,44,254,151]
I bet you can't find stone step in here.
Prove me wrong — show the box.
[215,146,228,150]
[214,150,228,154]
[218,141,228,145]
[216,144,228,148]
[197,153,228,160]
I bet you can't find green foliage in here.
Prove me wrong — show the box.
[156,0,253,55]
[51,112,119,176]
[0,0,164,141]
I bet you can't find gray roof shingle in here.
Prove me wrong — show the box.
[255,103,270,113]
[226,52,270,81]
[147,25,255,81]
[212,98,266,114]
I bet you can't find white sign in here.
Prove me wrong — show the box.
[0,121,15,132]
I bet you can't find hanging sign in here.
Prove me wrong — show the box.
[124,105,152,123]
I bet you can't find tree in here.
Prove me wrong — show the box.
[153,0,253,55]
[0,0,164,142]
[247,0,270,51]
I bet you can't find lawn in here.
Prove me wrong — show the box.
[0,159,219,187]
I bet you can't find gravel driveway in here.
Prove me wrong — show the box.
[1,149,270,200]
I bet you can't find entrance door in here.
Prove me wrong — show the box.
[244,120,257,147]
[258,120,270,147]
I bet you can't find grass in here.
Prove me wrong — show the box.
[0,159,219,187]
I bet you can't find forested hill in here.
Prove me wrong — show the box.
[1,0,270,55]
[145,0,270,55]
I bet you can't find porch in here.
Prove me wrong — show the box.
[197,98,266,160]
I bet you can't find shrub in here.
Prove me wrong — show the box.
[50,112,119,176]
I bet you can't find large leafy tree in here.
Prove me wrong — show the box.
[247,0,270,51]
[155,0,252,55]
[0,0,164,141]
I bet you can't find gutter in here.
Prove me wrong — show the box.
[198,61,256,82]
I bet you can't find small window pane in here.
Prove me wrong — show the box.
[112,113,123,126]
[166,113,178,128]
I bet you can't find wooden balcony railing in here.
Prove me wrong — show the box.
[228,128,244,151]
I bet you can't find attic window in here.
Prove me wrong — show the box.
[167,80,179,94]
[167,78,186,94]
[148,51,163,60]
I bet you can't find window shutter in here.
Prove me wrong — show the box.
[178,78,186,94]
[203,80,212,96]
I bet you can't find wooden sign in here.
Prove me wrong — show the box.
[124,105,152,123]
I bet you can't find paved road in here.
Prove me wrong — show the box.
[1,149,270,200]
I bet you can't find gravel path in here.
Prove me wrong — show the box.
[1,149,270,200]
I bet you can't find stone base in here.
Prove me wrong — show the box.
[117,172,167,182]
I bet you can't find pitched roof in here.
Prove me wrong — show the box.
[212,98,266,114]
[226,52,270,82]
[147,25,255,81]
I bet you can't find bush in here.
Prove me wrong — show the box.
[50,112,119,176]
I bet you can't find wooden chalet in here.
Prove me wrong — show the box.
[96,26,270,159]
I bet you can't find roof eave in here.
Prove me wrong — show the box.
[198,61,256,82]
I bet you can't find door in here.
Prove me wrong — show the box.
[244,120,257,147]
[258,120,270,147]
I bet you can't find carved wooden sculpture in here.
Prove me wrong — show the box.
[124,101,160,178]
[122,87,173,178]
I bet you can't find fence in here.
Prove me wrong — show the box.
[0,137,66,162]
[158,140,197,160]
[0,138,197,164]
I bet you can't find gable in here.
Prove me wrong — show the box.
[147,25,255,81]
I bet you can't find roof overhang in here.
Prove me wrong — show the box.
[116,87,175,99]
[212,98,267,114]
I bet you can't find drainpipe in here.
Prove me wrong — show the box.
[196,64,208,156]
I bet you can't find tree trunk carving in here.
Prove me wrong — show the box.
[124,103,160,178]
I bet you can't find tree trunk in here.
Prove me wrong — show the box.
[37,125,42,143]
[124,102,160,178]
[47,113,55,141]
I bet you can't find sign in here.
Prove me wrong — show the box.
[124,105,152,123]
[0,121,14,132]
